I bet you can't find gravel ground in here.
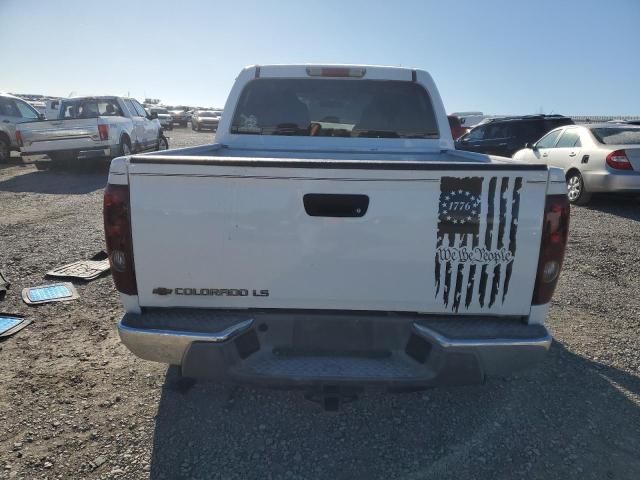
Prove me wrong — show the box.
[1,126,639,480]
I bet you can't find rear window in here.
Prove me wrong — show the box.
[231,79,439,139]
[60,99,123,118]
[590,127,640,145]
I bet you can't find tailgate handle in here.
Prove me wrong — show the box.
[303,194,369,218]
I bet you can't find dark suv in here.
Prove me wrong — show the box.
[455,114,574,158]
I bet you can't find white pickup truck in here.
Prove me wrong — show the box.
[17,96,167,165]
[104,65,570,405]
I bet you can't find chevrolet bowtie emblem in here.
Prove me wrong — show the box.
[152,287,173,295]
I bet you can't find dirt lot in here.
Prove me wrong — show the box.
[1,127,639,480]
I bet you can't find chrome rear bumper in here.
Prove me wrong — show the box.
[118,317,254,365]
[118,309,551,387]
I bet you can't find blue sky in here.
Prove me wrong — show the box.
[1,0,639,115]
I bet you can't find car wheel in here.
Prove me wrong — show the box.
[157,136,169,151]
[120,137,132,156]
[0,137,9,163]
[567,170,591,205]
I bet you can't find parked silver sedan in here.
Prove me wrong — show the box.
[513,124,640,204]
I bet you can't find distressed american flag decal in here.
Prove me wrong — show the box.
[434,176,523,311]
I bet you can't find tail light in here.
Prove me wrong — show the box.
[532,194,570,305]
[103,183,137,294]
[98,124,109,141]
[606,149,632,170]
[16,131,23,147]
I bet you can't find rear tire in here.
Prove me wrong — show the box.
[567,170,591,205]
[156,136,169,151]
[120,137,132,156]
[0,137,10,163]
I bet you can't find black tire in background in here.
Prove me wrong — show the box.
[157,136,169,151]
[120,137,132,156]
[0,136,10,163]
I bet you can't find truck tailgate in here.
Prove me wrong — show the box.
[128,160,548,316]
[19,119,101,154]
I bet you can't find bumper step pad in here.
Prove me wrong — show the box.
[236,353,421,381]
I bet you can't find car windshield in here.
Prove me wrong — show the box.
[590,127,640,145]
[198,111,217,117]
[152,108,168,114]
[231,78,439,138]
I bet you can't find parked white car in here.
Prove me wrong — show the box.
[17,96,167,165]
[513,124,640,204]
